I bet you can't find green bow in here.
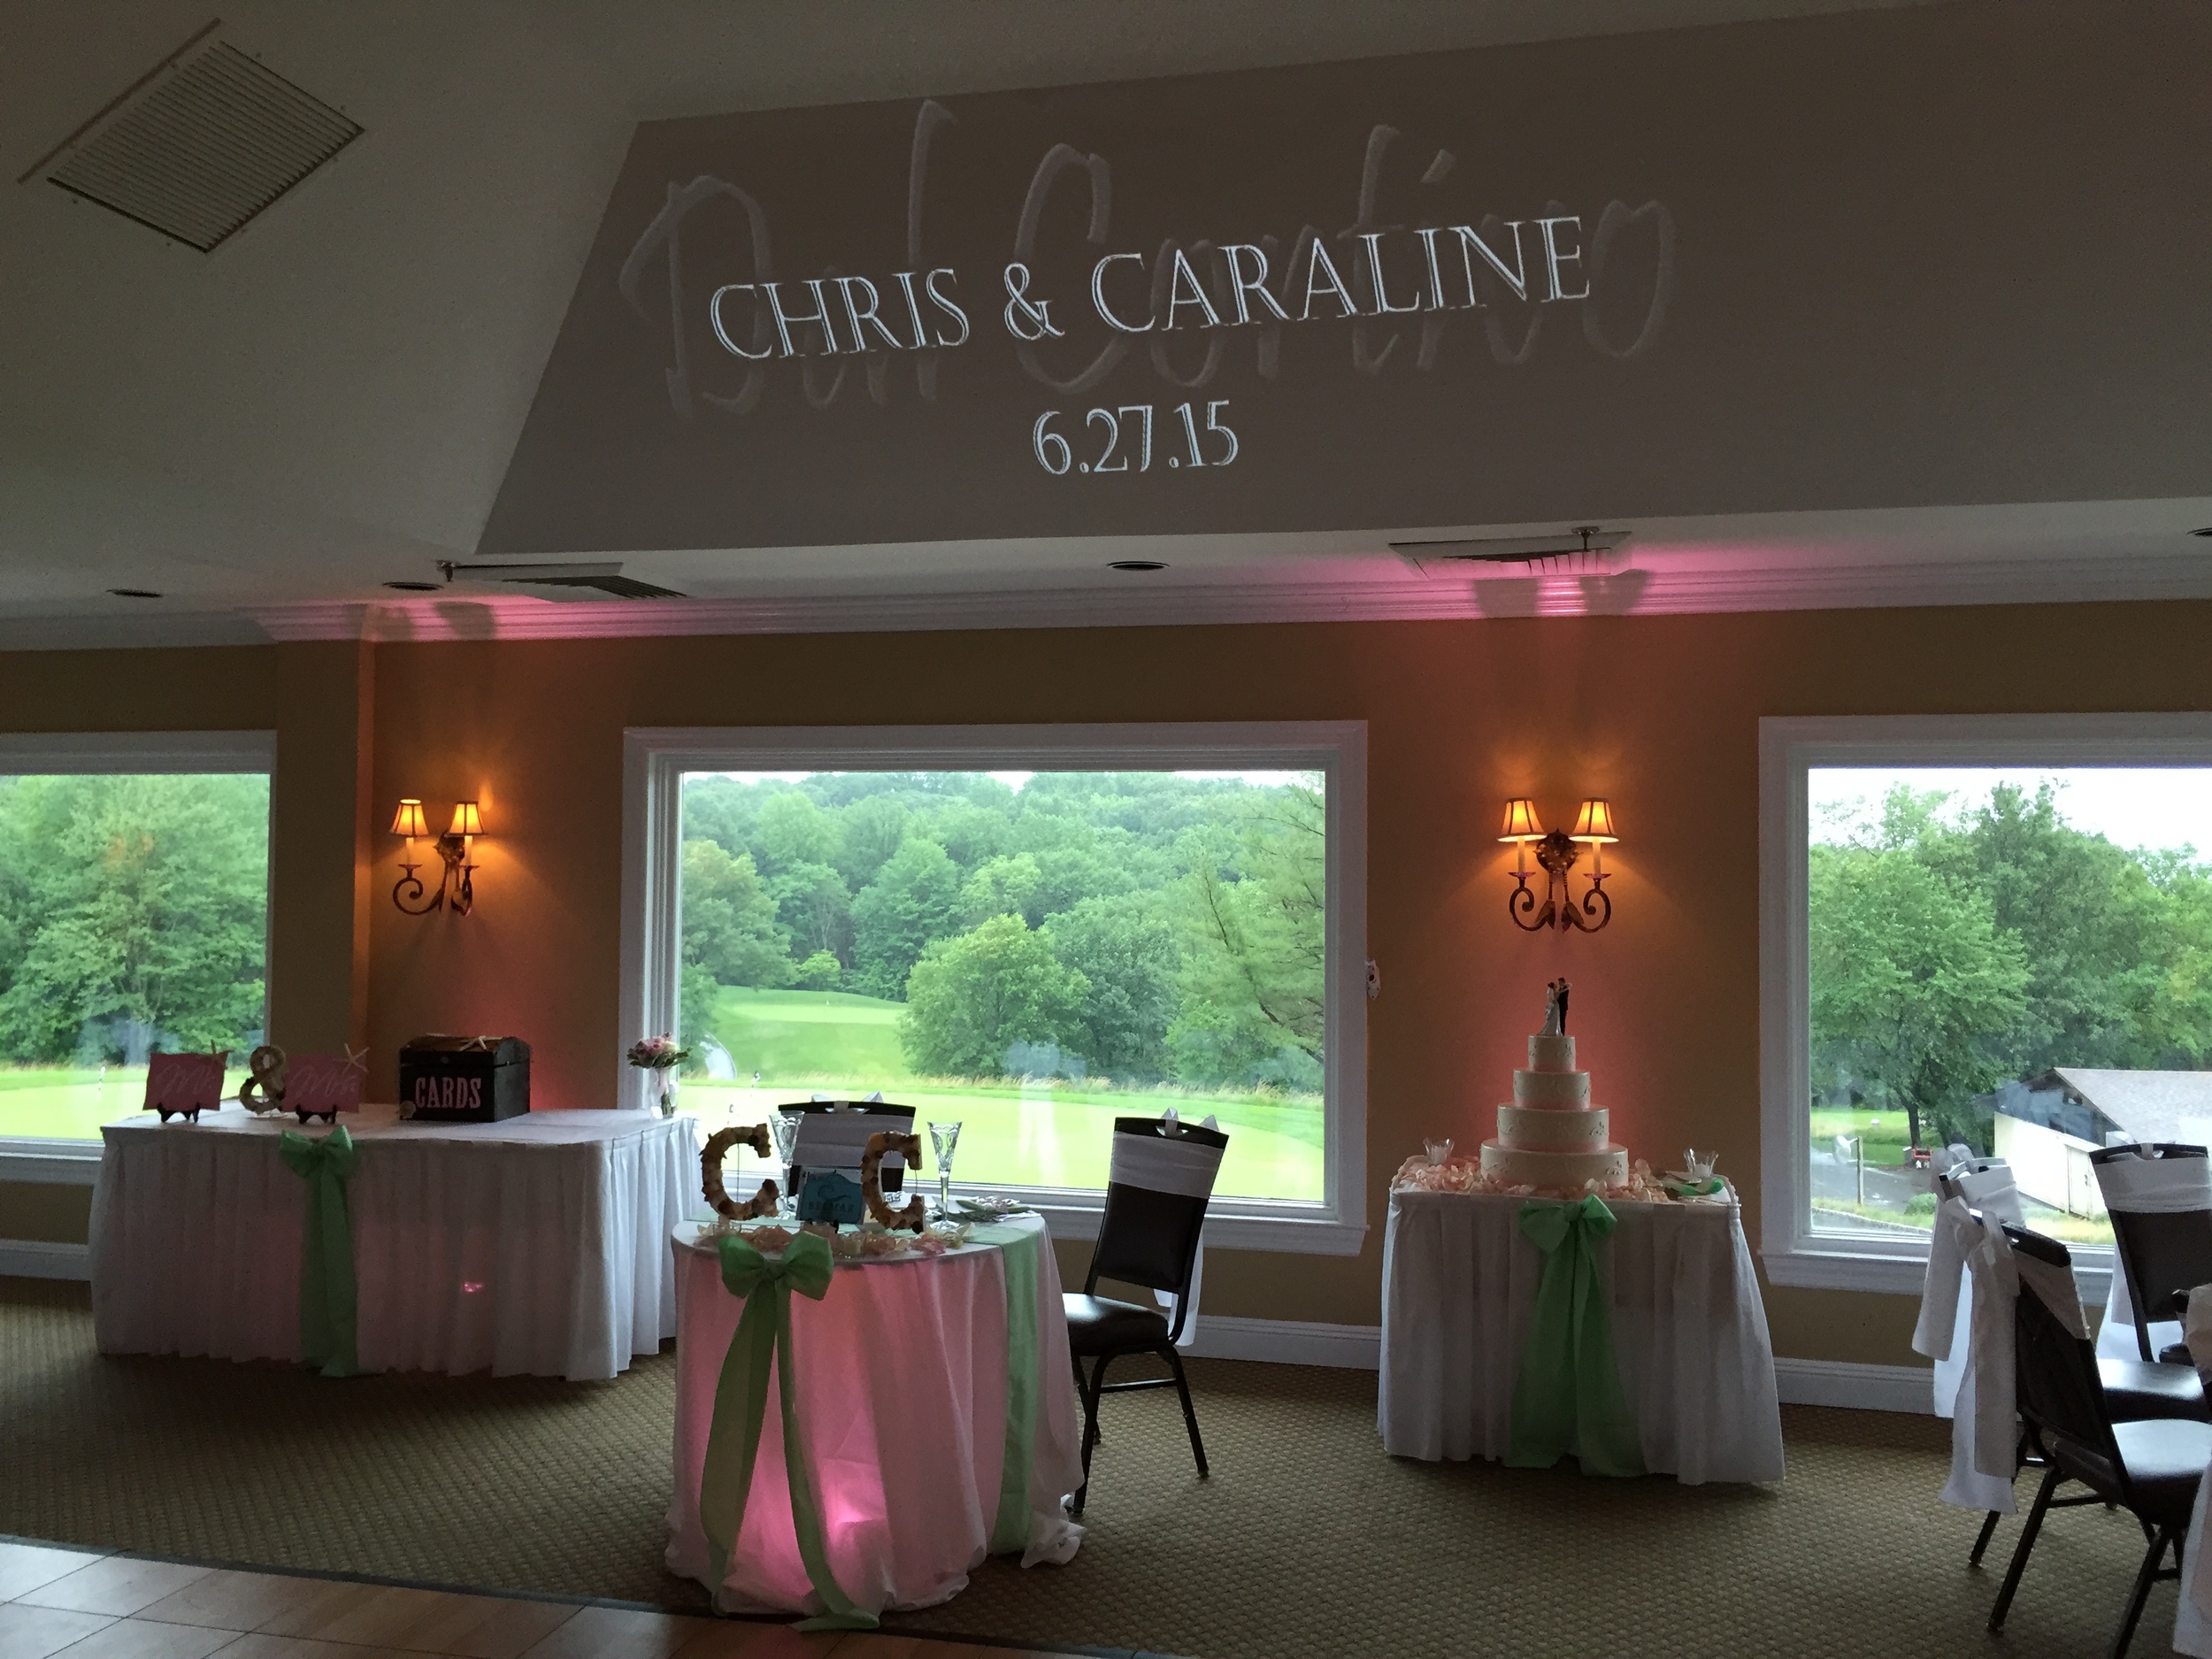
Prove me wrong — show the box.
[700,1231,874,1631]
[1507,1195,1645,1478]
[278,1126,364,1379]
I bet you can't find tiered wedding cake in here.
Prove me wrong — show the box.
[1479,979,1629,1189]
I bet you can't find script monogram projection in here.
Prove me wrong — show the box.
[618,103,1675,474]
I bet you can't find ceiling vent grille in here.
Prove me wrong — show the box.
[438,562,688,602]
[24,24,360,252]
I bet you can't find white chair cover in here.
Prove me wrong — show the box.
[2091,1148,2210,1362]
[1109,1121,1223,1350]
[2170,1284,2212,1654]
[1916,1163,2021,1420]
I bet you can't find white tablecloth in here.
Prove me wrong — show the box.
[1379,1187,1786,1484]
[665,1214,1085,1617]
[90,1105,698,1380]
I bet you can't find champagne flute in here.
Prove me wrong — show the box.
[768,1109,800,1218]
[929,1120,962,1217]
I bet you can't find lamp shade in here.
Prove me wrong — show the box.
[447,801,483,838]
[1499,798,1544,841]
[390,798,429,839]
[1571,799,1619,842]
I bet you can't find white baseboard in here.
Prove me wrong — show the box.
[1187,1314,1381,1368]
[1773,1356,1933,1414]
[0,1240,91,1280]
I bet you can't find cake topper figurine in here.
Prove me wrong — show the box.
[1541,978,1571,1036]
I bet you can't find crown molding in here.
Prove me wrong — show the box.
[0,547,2208,653]
[252,547,2212,643]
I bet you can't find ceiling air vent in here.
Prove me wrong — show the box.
[437,562,688,602]
[22,22,361,252]
[1393,526,1632,574]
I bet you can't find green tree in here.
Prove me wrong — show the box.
[769,861,853,964]
[1169,781,1326,1088]
[833,796,909,890]
[849,838,963,998]
[680,962,721,1055]
[1044,895,1179,1080]
[794,950,843,990]
[680,839,789,987]
[0,775,269,1061]
[1808,841,2032,1150]
[898,914,1090,1077]
[756,790,839,874]
[961,852,1043,926]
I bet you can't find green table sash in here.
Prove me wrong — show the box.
[1507,1195,1645,1478]
[972,1220,1042,1554]
[700,1231,875,1632]
[278,1125,363,1379]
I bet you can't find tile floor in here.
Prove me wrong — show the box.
[0,1540,1106,1659]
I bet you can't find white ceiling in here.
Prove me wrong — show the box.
[6,0,2206,649]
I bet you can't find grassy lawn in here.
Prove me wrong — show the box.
[1809,1107,1919,1168]
[709,987,908,1080]
[690,987,1322,1201]
[0,1065,254,1140]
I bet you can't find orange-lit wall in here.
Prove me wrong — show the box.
[7,602,2212,1365]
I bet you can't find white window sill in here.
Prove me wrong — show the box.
[1763,1240,2112,1303]
[0,1141,104,1185]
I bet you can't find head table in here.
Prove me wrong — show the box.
[664,1212,1085,1623]
[1379,1182,1786,1484]
[90,1105,698,1380]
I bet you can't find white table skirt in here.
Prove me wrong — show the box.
[90,1105,699,1380]
[1379,1187,1786,1484]
[665,1214,1085,1617]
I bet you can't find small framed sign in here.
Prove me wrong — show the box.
[285,1053,366,1123]
[146,1052,227,1124]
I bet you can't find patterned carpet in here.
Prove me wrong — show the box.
[0,1276,2177,1658]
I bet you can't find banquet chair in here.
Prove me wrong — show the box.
[2092,1143,2212,1368]
[1987,1223,2212,1657]
[1063,1115,1228,1514]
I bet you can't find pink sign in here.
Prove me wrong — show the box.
[286,1054,366,1116]
[145,1052,227,1121]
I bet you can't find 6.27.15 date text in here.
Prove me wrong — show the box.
[1032,400,1239,475]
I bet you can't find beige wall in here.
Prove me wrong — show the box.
[6,601,2212,1367]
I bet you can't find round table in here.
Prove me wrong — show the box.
[664,1216,1085,1618]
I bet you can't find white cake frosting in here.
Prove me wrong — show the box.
[1479,985,1628,1189]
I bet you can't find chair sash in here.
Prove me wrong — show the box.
[1954,1162,2024,1226]
[1110,1124,1224,1349]
[2095,1148,2212,1214]
[1108,1131,1224,1198]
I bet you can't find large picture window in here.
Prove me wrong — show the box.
[624,724,1366,1253]
[1762,715,2212,1291]
[0,733,274,1152]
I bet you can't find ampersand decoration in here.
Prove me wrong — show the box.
[862,1131,927,1231]
[239,1044,288,1115]
[703,1125,780,1220]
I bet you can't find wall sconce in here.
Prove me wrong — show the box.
[392,798,484,916]
[1501,797,1617,933]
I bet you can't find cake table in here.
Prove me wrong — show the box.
[665,1213,1085,1620]
[1379,1184,1785,1484]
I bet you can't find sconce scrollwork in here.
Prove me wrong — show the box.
[1502,800,1617,934]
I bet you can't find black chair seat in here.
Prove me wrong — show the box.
[2048,1418,2212,1530]
[2161,1340,2195,1368]
[2101,1356,2208,1421]
[1064,1293,1171,1355]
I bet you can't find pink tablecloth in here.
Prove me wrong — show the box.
[664,1216,1085,1617]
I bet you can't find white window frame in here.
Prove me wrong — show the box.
[0,731,277,1183]
[1759,713,2212,1295]
[622,721,1367,1256]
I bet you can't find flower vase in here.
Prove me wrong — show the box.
[655,1072,678,1118]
